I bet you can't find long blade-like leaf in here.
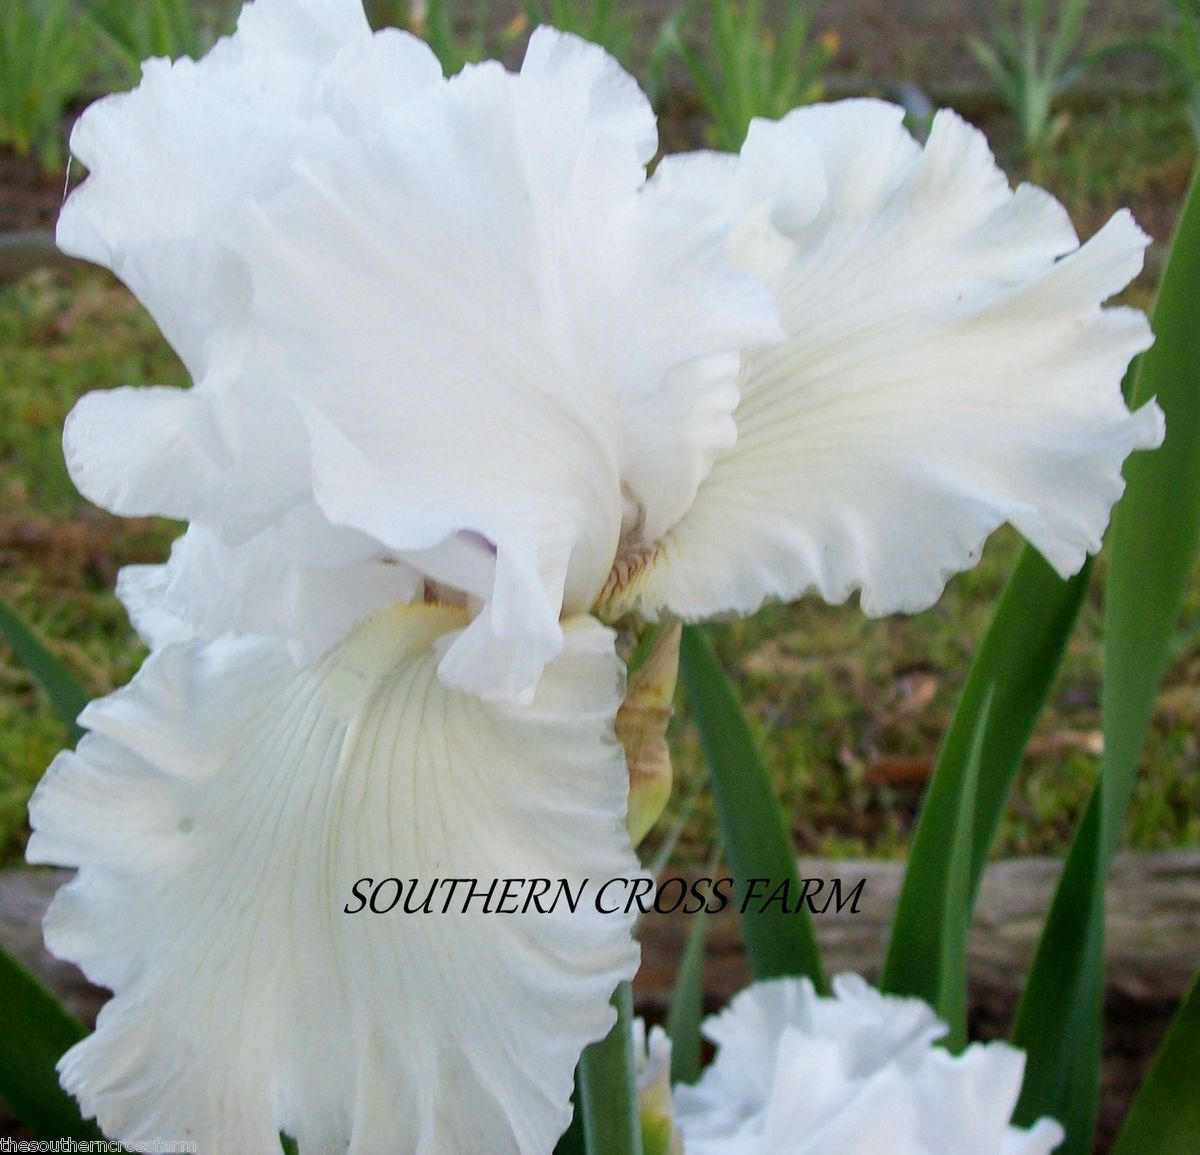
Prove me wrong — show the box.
[0,944,102,1138]
[882,550,1090,1004]
[1099,176,1200,864]
[935,689,991,1052]
[0,595,88,740]
[1110,966,1200,1155]
[1010,790,1106,1149]
[1013,167,1200,1152]
[552,1079,586,1155]
[679,626,825,989]
[577,982,643,1155]
[666,904,707,1086]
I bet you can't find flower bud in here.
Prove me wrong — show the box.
[616,623,682,846]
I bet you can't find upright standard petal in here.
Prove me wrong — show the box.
[28,607,640,1153]
[56,0,440,381]
[612,102,1163,623]
[228,25,776,697]
[674,975,1063,1155]
[60,11,777,701]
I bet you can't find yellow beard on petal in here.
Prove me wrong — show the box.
[596,540,667,621]
[322,601,469,719]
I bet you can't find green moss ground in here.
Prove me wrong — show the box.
[0,271,181,860]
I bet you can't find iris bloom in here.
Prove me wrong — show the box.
[674,976,1064,1154]
[29,0,1160,1150]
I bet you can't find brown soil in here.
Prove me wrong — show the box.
[809,0,1165,89]
[0,150,68,233]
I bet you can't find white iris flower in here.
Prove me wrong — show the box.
[675,976,1064,1155]
[28,0,1161,1150]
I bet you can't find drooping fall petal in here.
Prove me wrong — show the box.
[28,607,640,1153]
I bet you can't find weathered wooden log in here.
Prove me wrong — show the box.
[4,855,1197,1149]
[635,852,1200,1012]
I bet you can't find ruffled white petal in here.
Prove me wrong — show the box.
[27,607,640,1153]
[60,17,776,700]
[57,0,437,380]
[63,387,220,520]
[114,565,193,649]
[65,384,323,540]
[617,102,1162,623]
[674,975,1063,1155]
[158,520,427,666]
[227,27,775,694]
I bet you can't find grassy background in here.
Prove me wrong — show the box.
[1,86,1198,868]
